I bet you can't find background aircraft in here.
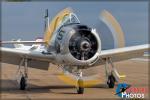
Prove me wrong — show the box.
[0,8,149,94]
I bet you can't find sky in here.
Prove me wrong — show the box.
[1,1,149,49]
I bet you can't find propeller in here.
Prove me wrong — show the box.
[59,9,126,87]
[99,10,125,48]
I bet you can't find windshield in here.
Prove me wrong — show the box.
[61,13,80,25]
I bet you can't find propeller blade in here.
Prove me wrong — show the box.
[57,68,103,87]
[44,7,73,46]
[100,10,125,48]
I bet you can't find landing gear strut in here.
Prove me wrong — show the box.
[104,58,120,88]
[16,58,28,90]
[76,70,84,94]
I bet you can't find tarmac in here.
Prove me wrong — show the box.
[0,58,149,100]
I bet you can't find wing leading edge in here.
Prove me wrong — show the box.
[0,47,55,70]
[97,44,149,64]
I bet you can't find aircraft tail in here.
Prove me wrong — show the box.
[12,39,24,48]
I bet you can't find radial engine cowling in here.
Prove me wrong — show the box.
[55,24,101,67]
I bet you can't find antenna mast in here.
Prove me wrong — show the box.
[44,9,49,32]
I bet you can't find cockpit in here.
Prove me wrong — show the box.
[60,13,80,26]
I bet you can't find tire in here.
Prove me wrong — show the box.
[107,75,115,88]
[20,76,26,90]
[77,87,84,94]
[77,79,84,94]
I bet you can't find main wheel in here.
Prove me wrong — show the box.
[20,76,26,90]
[107,75,115,88]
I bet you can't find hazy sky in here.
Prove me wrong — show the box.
[1,1,148,49]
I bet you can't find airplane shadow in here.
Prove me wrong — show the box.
[0,79,113,94]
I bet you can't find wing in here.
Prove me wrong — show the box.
[1,41,46,44]
[0,47,55,70]
[96,44,149,65]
